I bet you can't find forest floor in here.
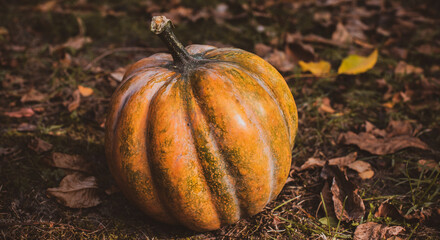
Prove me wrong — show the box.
[1,0,439,239]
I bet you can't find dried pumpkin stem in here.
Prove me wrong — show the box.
[151,16,194,67]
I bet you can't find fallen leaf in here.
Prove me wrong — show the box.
[50,36,92,53]
[78,85,93,97]
[47,172,101,208]
[328,152,358,166]
[17,123,37,132]
[338,49,378,75]
[60,52,72,68]
[285,42,316,64]
[264,50,294,72]
[417,159,439,172]
[0,147,16,156]
[332,22,352,44]
[374,202,405,222]
[28,138,53,154]
[354,222,404,240]
[348,161,374,179]
[4,108,35,118]
[345,18,369,41]
[313,11,332,27]
[300,157,325,170]
[67,89,81,112]
[35,0,58,12]
[321,164,366,222]
[110,67,126,82]
[395,61,423,75]
[254,43,272,57]
[386,120,413,137]
[298,60,331,76]
[339,131,430,155]
[21,88,47,103]
[318,97,336,113]
[0,26,8,35]
[47,152,92,173]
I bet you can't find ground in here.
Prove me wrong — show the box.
[0,0,439,239]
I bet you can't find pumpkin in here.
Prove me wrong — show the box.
[105,16,298,232]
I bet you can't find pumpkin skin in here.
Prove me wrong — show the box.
[105,17,298,232]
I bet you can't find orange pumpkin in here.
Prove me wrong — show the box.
[105,16,298,231]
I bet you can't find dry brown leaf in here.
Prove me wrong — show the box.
[17,123,37,132]
[395,61,423,75]
[386,120,413,137]
[2,74,24,89]
[332,22,352,44]
[0,147,16,156]
[313,11,332,27]
[354,222,405,240]
[21,88,47,103]
[321,164,365,222]
[318,97,336,113]
[50,36,92,53]
[28,138,53,154]
[36,0,58,12]
[67,89,81,112]
[348,161,374,179]
[46,172,101,208]
[78,85,93,97]
[300,157,325,170]
[417,159,439,172]
[339,131,430,155]
[48,152,92,173]
[254,43,272,58]
[60,52,72,68]
[374,202,405,222]
[264,50,294,72]
[328,152,358,166]
[110,67,126,82]
[4,108,35,118]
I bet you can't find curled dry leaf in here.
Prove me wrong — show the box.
[332,22,352,44]
[318,97,336,114]
[110,67,126,82]
[0,147,17,157]
[28,137,53,154]
[78,85,94,97]
[298,60,331,76]
[47,172,101,208]
[50,36,92,53]
[67,89,81,112]
[301,152,373,179]
[395,61,423,75]
[4,108,35,118]
[321,164,366,222]
[48,152,92,173]
[17,123,37,132]
[374,202,405,222]
[264,50,294,72]
[339,120,430,155]
[339,131,429,155]
[417,159,439,172]
[338,49,378,75]
[21,88,47,103]
[354,222,405,240]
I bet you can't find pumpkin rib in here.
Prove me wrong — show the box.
[218,61,290,143]
[204,49,298,148]
[182,75,242,225]
[147,77,222,231]
[111,70,178,224]
[106,68,170,168]
[207,65,280,203]
[213,62,293,196]
[190,66,275,216]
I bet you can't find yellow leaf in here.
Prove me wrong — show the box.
[298,60,331,76]
[338,49,378,75]
[78,85,93,97]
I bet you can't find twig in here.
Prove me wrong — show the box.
[85,47,166,70]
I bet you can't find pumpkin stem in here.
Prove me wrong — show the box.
[151,16,194,67]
